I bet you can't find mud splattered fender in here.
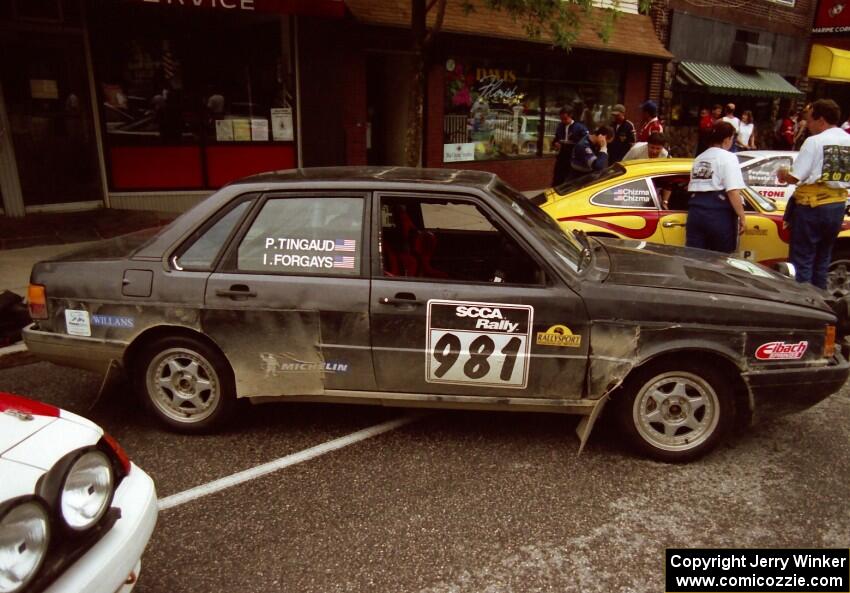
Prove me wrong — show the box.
[587,321,750,398]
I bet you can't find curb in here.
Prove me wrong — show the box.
[0,342,38,369]
[0,342,26,357]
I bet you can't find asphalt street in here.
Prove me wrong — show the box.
[1,361,848,593]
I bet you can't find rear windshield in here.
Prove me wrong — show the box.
[552,164,626,196]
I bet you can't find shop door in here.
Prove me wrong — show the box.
[0,34,101,208]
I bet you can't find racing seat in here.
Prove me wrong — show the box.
[391,205,447,279]
[382,226,418,277]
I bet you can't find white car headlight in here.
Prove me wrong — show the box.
[0,501,51,593]
[60,450,114,532]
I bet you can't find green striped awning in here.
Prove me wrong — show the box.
[676,61,804,98]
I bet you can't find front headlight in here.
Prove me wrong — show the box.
[0,501,51,593]
[60,450,114,532]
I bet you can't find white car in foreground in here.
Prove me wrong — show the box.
[0,392,157,593]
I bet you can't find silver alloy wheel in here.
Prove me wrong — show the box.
[827,258,850,298]
[632,370,720,452]
[146,347,220,424]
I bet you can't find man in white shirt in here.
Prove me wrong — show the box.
[622,132,669,161]
[778,99,850,288]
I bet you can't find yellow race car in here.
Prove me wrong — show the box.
[533,158,850,297]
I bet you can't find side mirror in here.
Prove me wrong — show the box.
[773,262,796,279]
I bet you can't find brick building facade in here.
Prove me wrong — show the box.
[653,0,815,156]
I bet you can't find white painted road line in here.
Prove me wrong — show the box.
[158,415,419,511]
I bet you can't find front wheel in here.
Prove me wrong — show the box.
[134,335,236,433]
[827,247,850,299]
[614,361,733,462]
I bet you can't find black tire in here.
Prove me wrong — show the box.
[614,360,734,462]
[133,335,236,433]
[827,246,850,299]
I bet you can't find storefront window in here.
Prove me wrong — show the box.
[443,58,542,163]
[442,55,621,164]
[544,65,622,156]
[88,1,296,190]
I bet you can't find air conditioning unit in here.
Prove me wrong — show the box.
[731,41,773,69]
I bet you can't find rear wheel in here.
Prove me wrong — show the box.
[615,360,733,462]
[827,247,850,298]
[134,335,236,433]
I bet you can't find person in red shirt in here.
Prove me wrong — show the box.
[776,108,796,150]
[637,100,663,142]
[696,107,714,155]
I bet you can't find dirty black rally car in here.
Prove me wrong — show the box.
[23,167,850,461]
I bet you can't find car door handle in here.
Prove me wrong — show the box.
[662,221,686,228]
[379,294,423,307]
[216,285,257,299]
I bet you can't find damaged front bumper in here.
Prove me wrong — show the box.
[743,351,850,418]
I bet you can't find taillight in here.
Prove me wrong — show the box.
[27,284,47,319]
[824,325,836,359]
[102,432,132,475]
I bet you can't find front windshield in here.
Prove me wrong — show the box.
[491,180,583,271]
[552,163,626,196]
[743,185,777,212]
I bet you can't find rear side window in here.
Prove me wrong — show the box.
[742,157,793,186]
[590,179,655,209]
[177,200,253,270]
[236,197,364,275]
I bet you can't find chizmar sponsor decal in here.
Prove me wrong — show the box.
[755,340,808,360]
[536,325,582,348]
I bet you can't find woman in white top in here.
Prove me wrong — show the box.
[686,122,747,253]
[736,110,756,150]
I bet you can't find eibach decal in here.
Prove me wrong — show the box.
[755,341,808,360]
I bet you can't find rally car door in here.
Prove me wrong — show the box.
[202,192,375,398]
[369,191,589,400]
[652,174,690,246]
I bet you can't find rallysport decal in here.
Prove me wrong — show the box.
[426,300,533,388]
[755,341,808,360]
[536,325,582,348]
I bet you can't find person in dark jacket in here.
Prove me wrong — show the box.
[572,126,614,174]
[551,106,589,186]
[608,104,635,163]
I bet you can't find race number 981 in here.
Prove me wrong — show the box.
[426,300,533,388]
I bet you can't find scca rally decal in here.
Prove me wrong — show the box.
[426,300,533,388]
[755,340,808,360]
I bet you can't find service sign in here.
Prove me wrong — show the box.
[132,0,345,18]
[426,300,534,389]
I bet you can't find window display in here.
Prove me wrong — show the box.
[88,1,295,189]
[443,58,542,162]
[442,56,621,163]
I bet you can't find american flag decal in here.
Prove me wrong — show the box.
[334,239,356,252]
[333,256,355,269]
